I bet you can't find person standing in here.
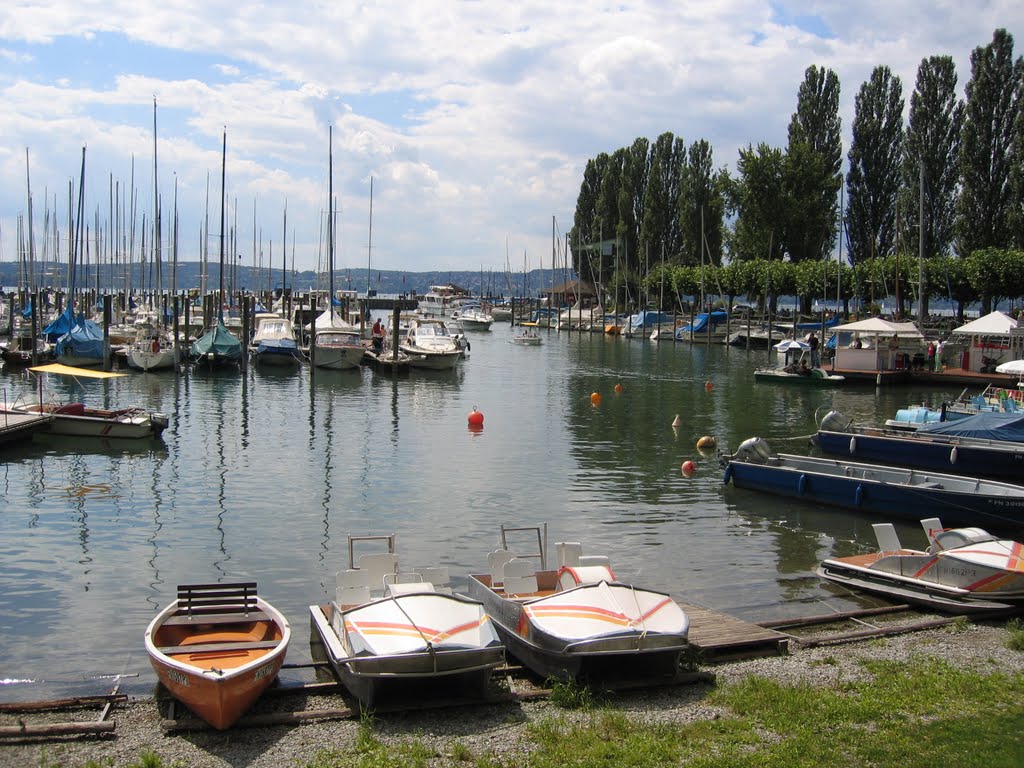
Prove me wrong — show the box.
[808,331,820,368]
[371,318,385,353]
[935,337,946,371]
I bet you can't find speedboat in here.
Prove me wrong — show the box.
[399,317,463,370]
[818,517,1024,613]
[466,526,690,681]
[510,329,543,346]
[144,582,291,730]
[753,339,845,385]
[454,301,494,331]
[2,363,169,438]
[721,437,1024,528]
[309,534,505,707]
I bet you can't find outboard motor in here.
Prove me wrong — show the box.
[733,437,773,464]
[819,410,851,433]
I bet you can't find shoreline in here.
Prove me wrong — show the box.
[4,621,1023,768]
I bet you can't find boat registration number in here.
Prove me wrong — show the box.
[167,669,190,687]
[254,662,276,681]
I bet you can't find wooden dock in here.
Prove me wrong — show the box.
[0,412,51,446]
[679,601,790,661]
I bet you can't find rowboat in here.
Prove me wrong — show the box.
[818,517,1024,613]
[721,437,1024,528]
[309,534,505,707]
[466,525,690,681]
[144,582,291,730]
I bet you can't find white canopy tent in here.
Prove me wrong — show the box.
[951,310,1017,336]
[831,317,924,372]
[830,317,924,339]
[950,310,1023,372]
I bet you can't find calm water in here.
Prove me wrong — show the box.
[0,322,973,700]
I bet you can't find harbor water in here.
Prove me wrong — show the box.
[0,322,978,700]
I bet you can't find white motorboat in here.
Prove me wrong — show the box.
[250,313,304,366]
[126,321,179,372]
[399,317,463,370]
[309,534,504,707]
[453,301,494,331]
[466,525,690,681]
[818,517,1024,613]
[510,329,543,346]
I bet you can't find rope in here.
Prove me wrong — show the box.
[391,594,438,673]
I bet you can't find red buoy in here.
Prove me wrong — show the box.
[681,460,697,477]
[468,407,484,427]
[614,383,624,394]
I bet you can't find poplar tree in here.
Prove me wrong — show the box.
[845,66,905,265]
[956,28,1022,255]
[680,140,725,266]
[785,65,843,262]
[901,56,964,260]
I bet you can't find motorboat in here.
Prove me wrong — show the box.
[673,311,730,344]
[818,518,1024,614]
[510,329,543,346]
[1,363,169,438]
[250,313,304,366]
[885,385,1024,429]
[453,301,494,331]
[144,582,291,730]
[466,525,690,681]
[399,317,463,370]
[190,320,244,367]
[815,409,1024,481]
[309,534,504,707]
[721,437,1024,528]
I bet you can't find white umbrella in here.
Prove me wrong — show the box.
[995,359,1024,376]
[773,339,810,352]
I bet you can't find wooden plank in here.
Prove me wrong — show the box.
[158,639,281,655]
[163,610,269,626]
[677,601,789,660]
[0,721,116,738]
[0,694,127,713]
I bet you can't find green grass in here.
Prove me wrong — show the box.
[546,676,605,711]
[1007,618,1024,651]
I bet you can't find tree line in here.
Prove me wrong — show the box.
[570,28,1024,318]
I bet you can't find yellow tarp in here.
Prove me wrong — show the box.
[29,363,126,379]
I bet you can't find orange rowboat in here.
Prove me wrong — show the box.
[145,582,290,729]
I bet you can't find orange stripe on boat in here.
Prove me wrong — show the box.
[912,557,939,579]
[965,572,1010,592]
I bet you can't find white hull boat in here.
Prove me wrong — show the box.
[818,518,1024,614]
[399,317,463,370]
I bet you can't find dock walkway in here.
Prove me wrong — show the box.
[0,412,51,446]
[679,600,789,661]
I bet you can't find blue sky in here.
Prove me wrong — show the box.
[0,2,1020,278]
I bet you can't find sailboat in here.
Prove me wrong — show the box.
[128,99,180,372]
[190,130,243,367]
[311,127,365,371]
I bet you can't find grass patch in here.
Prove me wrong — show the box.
[948,615,972,634]
[547,676,605,710]
[1007,618,1024,652]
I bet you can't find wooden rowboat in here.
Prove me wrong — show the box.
[144,582,290,730]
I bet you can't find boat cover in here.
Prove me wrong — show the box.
[55,318,104,360]
[625,311,673,331]
[190,321,243,360]
[340,594,500,657]
[676,311,728,335]
[43,306,81,342]
[917,411,1024,443]
[523,581,687,640]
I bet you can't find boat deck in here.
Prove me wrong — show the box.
[678,601,790,661]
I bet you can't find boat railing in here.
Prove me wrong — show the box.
[500,523,548,569]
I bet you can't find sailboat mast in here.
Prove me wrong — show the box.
[366,177,373,298]
[153,98,161,304]
[328,126,335,311]
[218,129,226,323]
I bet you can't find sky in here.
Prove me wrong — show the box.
[0,2,1021,282]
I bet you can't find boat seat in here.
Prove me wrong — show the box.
[163,610,269,626]
[358,553,399,590]
[413,566,452,594]
[336,585,372,608]
[503,574,538,597]
[555,542,583,567]
[386,582,436,596]
[872,523,903,554]
[487,549,513,586]
[503,558,536,578]
[158,639,281,655]
[921,517,944,551]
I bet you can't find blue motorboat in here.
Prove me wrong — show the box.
[815,410,1024,482]
[721,437,1024,528]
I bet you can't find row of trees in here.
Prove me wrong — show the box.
[570,28,1024,315]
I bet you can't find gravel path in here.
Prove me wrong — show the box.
[4,621,1023,768]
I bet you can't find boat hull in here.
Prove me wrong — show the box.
[144,595,290,730]
[466,575,688,681]
[309,596,504,707]
[816,429,1024,481]
[723,454,1024,527]
[312,345,365,370]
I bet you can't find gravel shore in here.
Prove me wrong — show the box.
[4,621,1023,768]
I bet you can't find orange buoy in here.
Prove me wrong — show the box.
[681,460,697,477]
[590,392,602,406]
[614,383,624,394]
[467,407,484,427]
[696,435,716,450]
[704,381,714,392]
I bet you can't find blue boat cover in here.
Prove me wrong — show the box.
[626,310,673,330]
[42,306,80,342]
[54,317,104,360]
[917,411,1024,443]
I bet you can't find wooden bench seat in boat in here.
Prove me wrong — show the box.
[162,582,268,625]
[162,610,270,626]
[158,639,281,655]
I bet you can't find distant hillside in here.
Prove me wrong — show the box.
[0,261,573,298]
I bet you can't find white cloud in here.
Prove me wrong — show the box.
[0,2,1021,275]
